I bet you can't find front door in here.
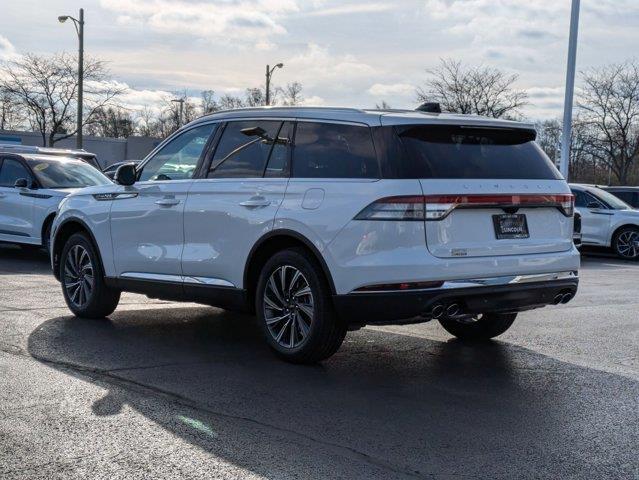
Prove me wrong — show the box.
[182,120,292,289]
[0,157,35,242]
[110,123,217,280]
[573,189,612,245]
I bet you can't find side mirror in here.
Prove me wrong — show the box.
[587,202,602,210]
[114,163,137,186]
[14,178,29,189]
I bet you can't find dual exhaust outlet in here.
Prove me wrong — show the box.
[553,291,574,305]
[426,289,574,319]
[428,302,461,319]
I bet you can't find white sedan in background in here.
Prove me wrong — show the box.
[570,183,639,259]
[0,154,110,252]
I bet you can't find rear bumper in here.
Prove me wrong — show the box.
[333,273,578,326]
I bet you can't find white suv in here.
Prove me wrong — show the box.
[0,154,110,252]
[51,107,580,363]
[570,184,639,259]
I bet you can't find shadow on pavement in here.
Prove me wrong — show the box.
[0,244,50,275]
[27,307,638,479]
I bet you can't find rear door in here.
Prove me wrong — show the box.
[182,120,292,289]
[395,125,574,258]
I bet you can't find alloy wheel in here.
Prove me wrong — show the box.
[616,230,639,259]
[263,265,314,349]
[64,245,94,308]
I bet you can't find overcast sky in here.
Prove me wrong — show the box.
[1,0,637,119]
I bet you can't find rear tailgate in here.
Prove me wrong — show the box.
[396,123,574,258]
[420,180,574,258]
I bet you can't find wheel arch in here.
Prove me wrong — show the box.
[610,223,639,245]
[243,229,336,313]
[52,218,105,281]
[41,213,56,247]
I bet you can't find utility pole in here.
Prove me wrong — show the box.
[171,98,185,127]
[265,63,284,106]
[560,0,581,180]
[58,8,85,149]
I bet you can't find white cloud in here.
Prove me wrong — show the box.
[300,95,326,106]
[99,0,299,43]
[367,83,414,97]
[287,43,376,89]
[303,3,394,17]
[0,35,19,61]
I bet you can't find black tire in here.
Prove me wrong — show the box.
[59,232,121,319]
[43,221,52,255]
[438,313,517,341]
[612,226,639,260]
[255,248,346,364]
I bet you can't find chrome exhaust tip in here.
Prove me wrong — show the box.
[561,293,573,304]
[553,293,564,305]
[431,303,445,319]
[446,303,460,317]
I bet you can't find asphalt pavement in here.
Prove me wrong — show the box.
[0,244,637,479]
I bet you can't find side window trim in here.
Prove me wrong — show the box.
[136,121,218,182]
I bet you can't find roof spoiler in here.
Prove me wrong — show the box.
[415,102,442,113]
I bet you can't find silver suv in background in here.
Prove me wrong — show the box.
[570,184,639,259]
[51,107,580,363]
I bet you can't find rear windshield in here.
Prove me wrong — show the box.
[26,158,110,189]
[396,125,562,180]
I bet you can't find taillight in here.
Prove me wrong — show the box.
[355,193,574,221]
[354,196,425,221]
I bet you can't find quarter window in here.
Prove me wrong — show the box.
[209,121,282,178]
[292,122,379,179]
[139,123,216,181]
[0,158,31,187]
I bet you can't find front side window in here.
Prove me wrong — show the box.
[25,159,110,188]
[208,121,282,178]
[139,123,216,181]
[292,122,379,178]
[0,158,32,187]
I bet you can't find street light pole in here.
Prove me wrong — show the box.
[171,98,185,128]
[58,8,84,149]
[265,63,284,106]
[560,0,581,180]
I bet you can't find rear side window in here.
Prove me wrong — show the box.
[397,125,562,180]
[292,122,379,178]
[209,121,282,178]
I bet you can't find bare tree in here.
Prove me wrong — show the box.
[0,88,25,131]
[218,94,245,111]
[85,106,135,138]
[417,59,527,119]
[0,53,124,146]
[278,82,304,106]
[244,87,265,107]
[375,100,392,109]
[578,61,639,184]
[201,90,219,114]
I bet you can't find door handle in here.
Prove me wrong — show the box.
[240,197,271,208]
[155,198,180,207]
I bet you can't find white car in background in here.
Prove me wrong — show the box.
[570,183,639,260]
[0,154,110,252]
